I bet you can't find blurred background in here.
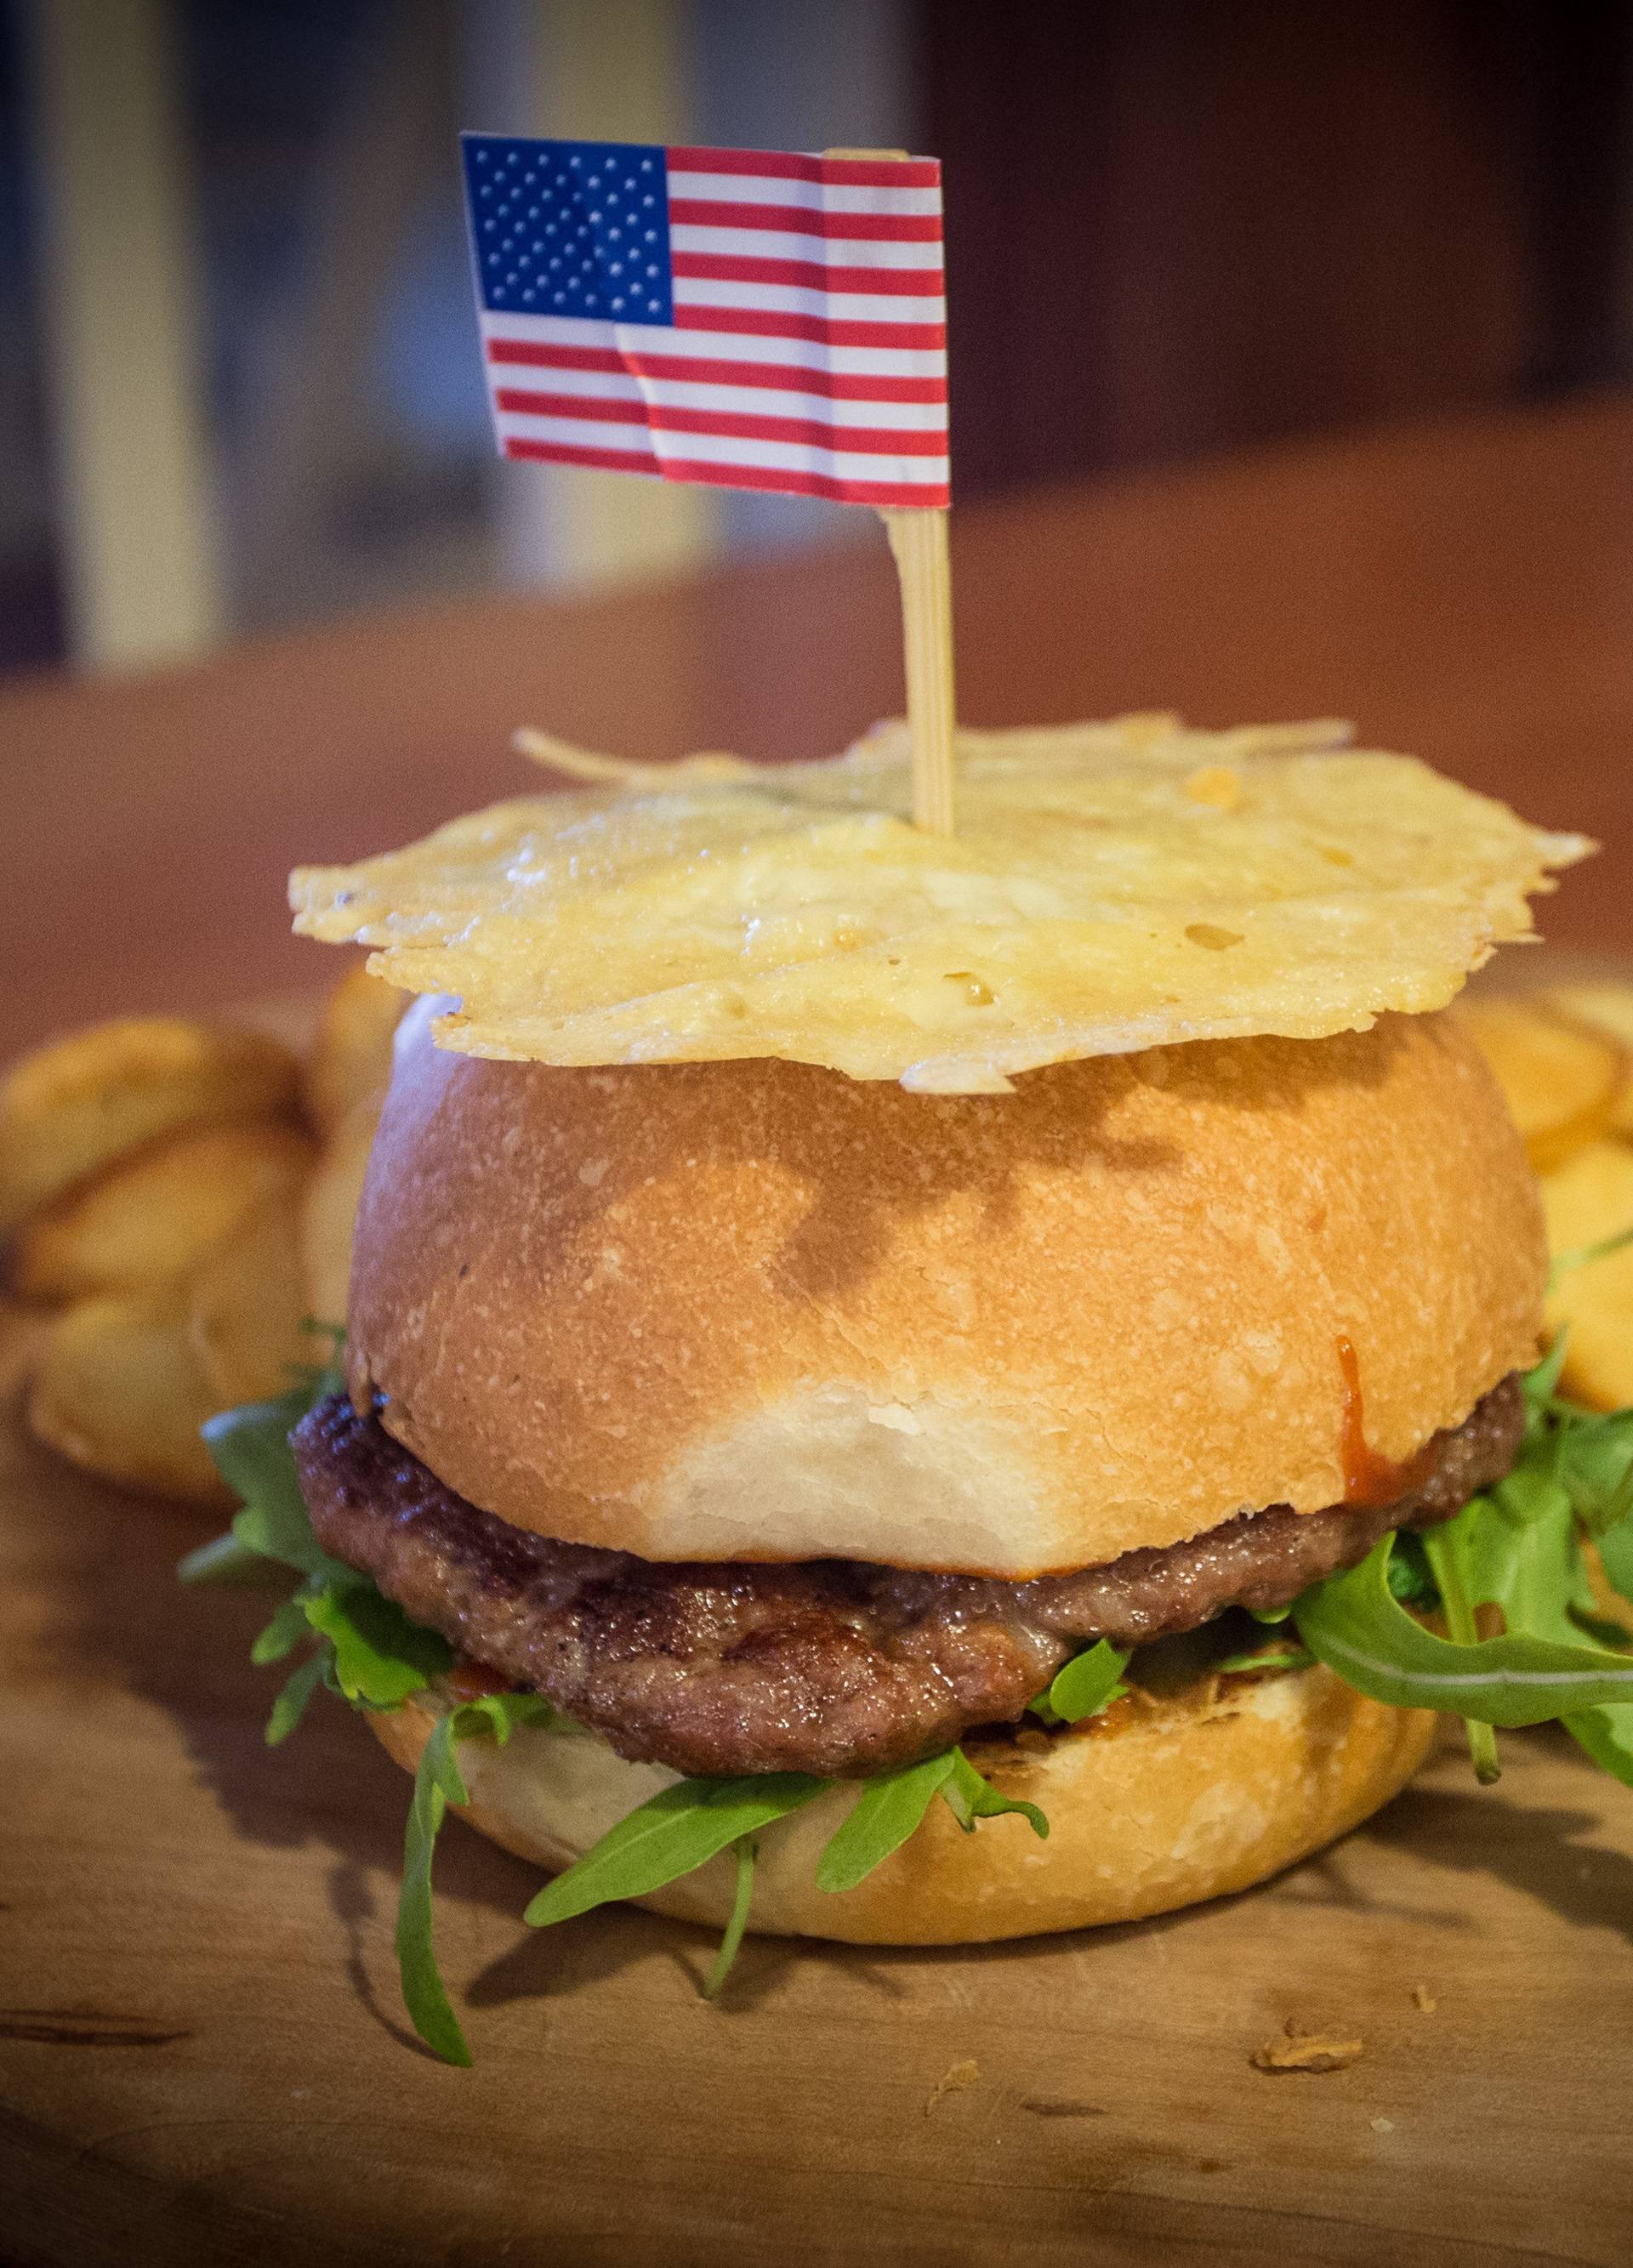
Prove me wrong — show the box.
[3,0,1630,680]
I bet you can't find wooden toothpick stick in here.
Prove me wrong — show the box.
[879,502,957,835]
[827,148,959,836]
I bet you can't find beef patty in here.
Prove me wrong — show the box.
[294,1377,1523,1781]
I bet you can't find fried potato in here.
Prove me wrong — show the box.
[1541,1139,1633,1410]
[1549,982,1633,1134]
[1460,997,1628,1173]
[299,1092,382,1330]
[303,963,406,1136]
[0,1018,302,1232]
[12,1122,316,1303]
[28,1293,230,1504]
[189,1192,310,1406]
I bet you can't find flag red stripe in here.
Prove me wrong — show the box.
[503,434,947,506]
[665,198,942,242]
[485,339,947,402]
[495,388,947,453]
[663,146,940,189]
[671,252,943,296]
[663,304,946,349]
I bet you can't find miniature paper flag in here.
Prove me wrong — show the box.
[460,135,948,507]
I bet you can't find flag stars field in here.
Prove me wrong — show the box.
[460,134,950,505]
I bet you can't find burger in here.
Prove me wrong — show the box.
[187,718,1633,2062]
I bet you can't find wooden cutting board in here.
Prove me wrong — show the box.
[3,1309,1632,2267]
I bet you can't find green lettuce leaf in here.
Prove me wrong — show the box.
[397,1692,551,2065]
[524,1773,828,1929]
[1295,1534,1633,1722]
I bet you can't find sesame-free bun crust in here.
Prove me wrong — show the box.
[371,1669,1437,1944]
[347,1002,1543,1577]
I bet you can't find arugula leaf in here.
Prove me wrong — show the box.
[1295,1534,1633,1722]
[202,1384,346,1578]
[1558,1414,1633,1536]
[524,1773,828,1929]
[1524,1332,1570,1406]
[815,1752,956,1890]
[1549,1223,1633,1287]
[942,1748,1049,1839]
[397,1693,547,2065]
[1386,1532,1438,1606]
[303,1583,452,1707]
[266,1651,327,1747]
[703,1838,758,1999]
[177,1532,287,1587]
[1214,1644,1316,1675]
[1459,1492,1597,1646]
[814,1743,1049,1891]
[1567,1702,1633,1788]
[1421,1521,1500,1783]
[1598,1517,1633,1610]
[251,1594,313,1666]
[1041,1640,1129,1725]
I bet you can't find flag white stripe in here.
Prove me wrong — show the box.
[495,409,949,481]
[671,276,944,321]
[481,309,946,377]
[664,171,942,217]
[668,225,942,270]
[492,364,947,429]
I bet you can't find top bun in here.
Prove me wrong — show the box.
[347,1002,1544,1578]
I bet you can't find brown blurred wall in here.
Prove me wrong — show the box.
[919,0,1633,492]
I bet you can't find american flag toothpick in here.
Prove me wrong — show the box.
[461,134,958,832]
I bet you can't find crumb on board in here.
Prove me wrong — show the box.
[1371,2117,1395,2135]
[926,2059,979,2115]
[1251,2021,1364,2074]
[1412,1983,1438,2013]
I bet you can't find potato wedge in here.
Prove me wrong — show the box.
[1549,982,1633,1135]
[303,964,406,1138]
[0,1018,302,1232]
[1460,997,1629,1174]
[1541,1139,1633,1411]
[189,1192,310,1406]
[13,1122,316,1303]
[28,1293,230,1504]
[299,1091,383,1331]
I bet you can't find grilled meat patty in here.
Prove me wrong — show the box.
[294,1377,1523,1780]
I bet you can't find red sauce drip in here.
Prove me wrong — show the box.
[1335,1335,1417,1507]
[446,1657,509,1702]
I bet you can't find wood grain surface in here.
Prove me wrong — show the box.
[7,401,1633,2264]
[3,391,1631,1055]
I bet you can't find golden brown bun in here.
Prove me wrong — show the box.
[347,1001,1542,1576]
[371,1670,1437,1944]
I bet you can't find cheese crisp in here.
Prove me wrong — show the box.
[290,717,1589,1092]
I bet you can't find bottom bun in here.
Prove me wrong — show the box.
[370,1668,1436,1946]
